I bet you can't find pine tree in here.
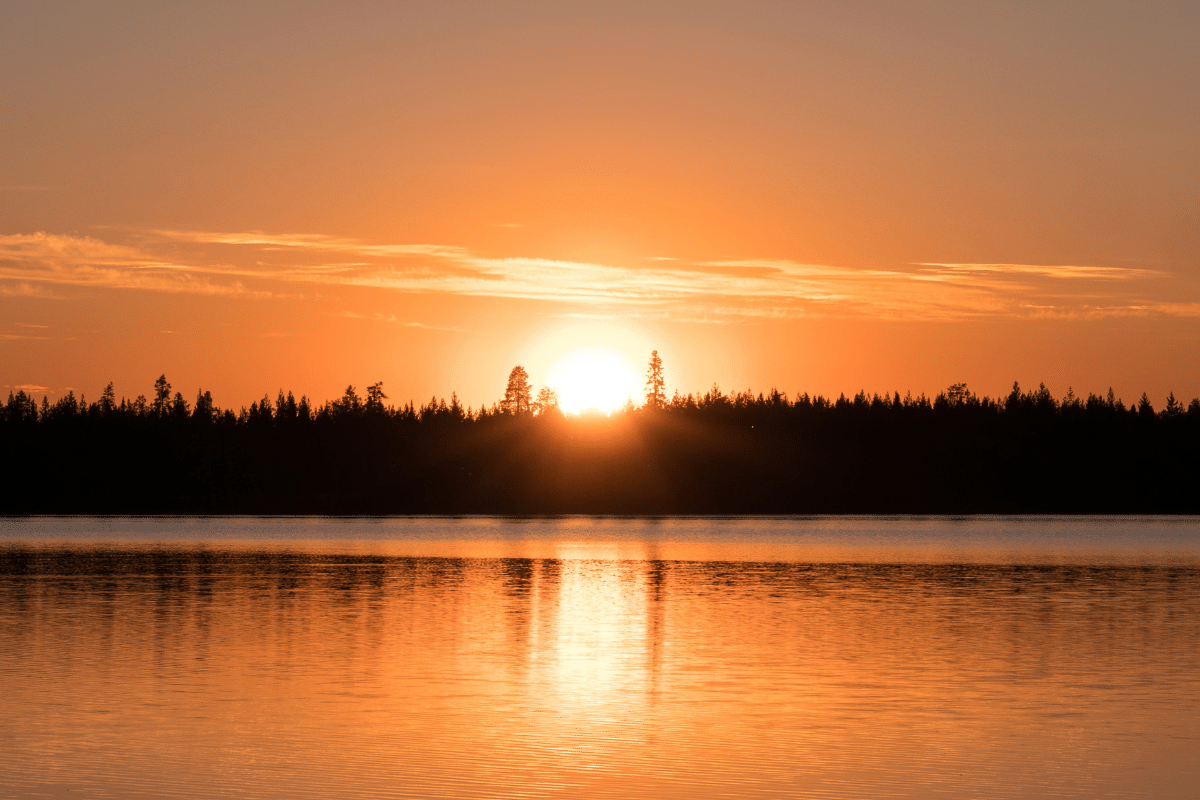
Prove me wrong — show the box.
[153,374,172,417]
[99,383,117,415]
[502,366,533,416]
[535,385,560,415]
[645,350,666,409]
[170,391,189,419]
[333,385,361,417]
[365,382,387,413]
[1164,391,1183,417]
[194,389,215,422]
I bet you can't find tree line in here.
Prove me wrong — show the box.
[2,354,1198,513]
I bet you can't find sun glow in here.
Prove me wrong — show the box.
[545,347,643,414]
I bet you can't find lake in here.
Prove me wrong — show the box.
[2,517,1198,799]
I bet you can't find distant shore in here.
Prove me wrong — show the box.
[4,379,1197,515]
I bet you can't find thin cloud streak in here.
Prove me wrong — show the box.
[916,263,1158,280]
[0,233,271,297]
[0,281,63,299]
[1,230,1194,322]
[340,311,467,332]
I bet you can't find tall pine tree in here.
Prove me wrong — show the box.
[503,366,533,416]
[644,350,666,409]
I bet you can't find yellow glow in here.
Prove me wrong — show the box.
[545,347,642,414]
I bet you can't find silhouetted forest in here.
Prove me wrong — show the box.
[2,371,1198,514]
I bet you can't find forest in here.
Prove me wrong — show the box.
[2,361,1199,514]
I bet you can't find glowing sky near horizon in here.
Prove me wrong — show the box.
[1,2,1198,410]
[545,348,643,414]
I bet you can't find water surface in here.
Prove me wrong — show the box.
[2,517,1198,798]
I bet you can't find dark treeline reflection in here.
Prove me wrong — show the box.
[3,376,1199,513]
[4,541,1199,799]
[4,546,1199,653]
[5,545,1198,609]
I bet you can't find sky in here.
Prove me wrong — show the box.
[2,1,1198,411]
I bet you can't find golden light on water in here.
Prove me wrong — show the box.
[4,520,1200,797]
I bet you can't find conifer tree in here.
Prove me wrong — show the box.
[153,374,171,417]
[535,385,560,415]
[645,350,666,409]
[193,389,215,422]
[334,385,361,416]
[502,366,533,415]
[365,382,387,413]
[99,383,117,415]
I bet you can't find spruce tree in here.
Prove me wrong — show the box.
[503,366,533,416]
[644,350,666,409]
[535,385,560,415]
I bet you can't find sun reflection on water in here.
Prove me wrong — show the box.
[2,519,1200,799]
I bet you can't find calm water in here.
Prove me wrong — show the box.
[2,517,1199,799]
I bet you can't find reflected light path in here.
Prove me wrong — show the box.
[2,517,1199,799]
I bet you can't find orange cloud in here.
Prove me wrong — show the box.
[2,230,1194,323]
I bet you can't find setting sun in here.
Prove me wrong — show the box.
[545,348,643,414]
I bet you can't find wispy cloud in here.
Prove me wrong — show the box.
[0,233,271,297]
[1152,302,1200,318]
[1,229,1193,322]
[341,311,467,332]
[0,281,64,299]
[916,262,1157,280]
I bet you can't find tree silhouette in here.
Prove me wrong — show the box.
[1139,393,1155,417]
[99,383,117,415]
[333,385,361,417]
[1165,391,1183,417]
[2,373,1198,514]
[502,366,533,416]
[193,389,215,422]
[365,382,387,413]
[153,374,171,417]
[170,391,189,420]
[535,385,560,416]
[645,350,666,409]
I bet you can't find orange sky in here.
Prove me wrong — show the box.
[2,3,1198,410]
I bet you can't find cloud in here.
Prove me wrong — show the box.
[151,229,471,260]
[0,281,64,299]
[1153,302,1200,318]
[0,233,272,297]
[1,229,1194,322]
[916,262,1157,280]
[341,311,467,332]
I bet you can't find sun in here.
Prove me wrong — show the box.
[545,347,643,414]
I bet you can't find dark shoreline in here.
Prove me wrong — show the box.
[5,382,1198,515]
